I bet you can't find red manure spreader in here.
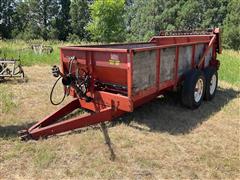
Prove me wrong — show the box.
[20,28,221,140]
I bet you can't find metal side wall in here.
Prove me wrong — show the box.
[132,50,157,93]
[195,44,205,65]
[160,47,175,82]
[178,46,192,76]
[205,47,213,67]
[194,44,213,67]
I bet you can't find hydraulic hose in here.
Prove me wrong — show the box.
[50,76,66,106]
[50,58,75,105]
[50,57,91,105]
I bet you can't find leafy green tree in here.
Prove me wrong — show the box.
[69,0,90,41]
[26,0,59,40]
[0,0,234,47]
[87,0,126,42]
[175,0,202,29]
[223,0,240,50]
[127,0,230,41]
[56,0,71,40]
[127,0,170,41]
[200,0,229,28]
[175,0,229,29]
[0,0,15,38]
[12,0,30,38]
[159,0,180,30]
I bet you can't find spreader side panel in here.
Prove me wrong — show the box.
[178,46,192,76]
[205,47,213,67]
[61,49,128,86]
[195,44,205,65]
[132,50,157,93]
[160,47,175,82]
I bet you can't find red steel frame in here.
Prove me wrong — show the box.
[22,29,221,140]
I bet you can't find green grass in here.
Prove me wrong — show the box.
[0,87,17,113]
[0,40,94,66]
[218,50,240,85]
[33,146,56,168]
[0,40,64,66]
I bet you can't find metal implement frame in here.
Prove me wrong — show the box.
[0,58,24,79]
[21,29,221,140]
[20,99,125,140]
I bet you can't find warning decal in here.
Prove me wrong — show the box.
[109,59,120,65]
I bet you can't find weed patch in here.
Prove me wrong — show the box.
[33,146,56,168]
[0,87,17,113]
[218,50,240,85]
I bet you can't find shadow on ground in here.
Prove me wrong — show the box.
[0,77,28,84]
[0,123,35,139]
[111,87,239,135]
[0,87,239,139]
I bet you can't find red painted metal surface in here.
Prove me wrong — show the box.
[23,28,222,140]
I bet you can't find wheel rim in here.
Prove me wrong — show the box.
[194,78,204,103]
[210,74,217,95]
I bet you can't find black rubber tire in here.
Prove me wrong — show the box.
[204,67,218,101]
[181,69,206,109]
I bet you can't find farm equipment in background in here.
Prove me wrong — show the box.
[0,57,25,81]
[0,43,53,81]
[19,28,221,141]
[31,44,53,54]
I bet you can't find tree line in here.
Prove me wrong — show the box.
[0,0,239,50]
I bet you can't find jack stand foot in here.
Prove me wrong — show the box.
[18,130,32,141]
[100,122,116,161]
